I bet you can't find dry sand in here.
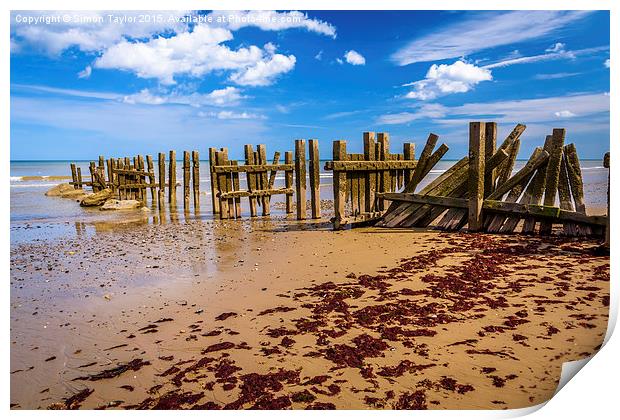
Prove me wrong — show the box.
[10,216,609,410]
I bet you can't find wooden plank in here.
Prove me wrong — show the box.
[379,193,468,208]
[363,132,376,213]
[521,135,554,233]
[295,139,307,220]
[487,147,549,201]
[222,148,234,218]
[231,160,241,217]
[192,151,200,208]
[324,160,418,171]
[208,148,219,214]
[489,170,535,233]
[219,188,294,199]
[215,150,229,219]
[484,122,497,196]
[335,211,386,227]
[408,133,438,192]
[468,122,486,232]
[308,139,321,219]
[146,155,156,203]
[495,138,520,190]
[351,154,359,216]
[244,145,258,217]
[212,163,294,173]
[257,145,270,215]
[169,150,177,206]
[117,183,159,189]
[558,151,577,236]
[377,133,390,210]
[267,152,281,190]
[564,143,587,214]
[483,200,606,226]
[285,151,294,214]
[539,128,566,235]
[333,140,347,229]
[158,152,165,207]
[403,143,415,188]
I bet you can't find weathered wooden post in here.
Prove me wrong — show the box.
[295,139,307,220]
[169,150,177,207]
[158,152,165,206]
[70,163,78,189]
[308,139,321,219]
[106,159,115,191]
[183,151,191,207]
[484,122,497,196]
[146,155,156,204]
[208,148,219,215]
[231,160,241,217]
[363,132,376,213]
[88,162,98,192]
[377,133,390,210]
[468,122,486,231]
[604,152,610,249]
[285,151,294,214]
[333,140,347,229]
[192,151,200,208]
[403,142,416,187]
[244,145,258,217]
[216,150,230,219]
[257,145,270,216]
[540,128,566,235]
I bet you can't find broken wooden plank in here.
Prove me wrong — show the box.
[539,128,566,235]
[468,122,486,231]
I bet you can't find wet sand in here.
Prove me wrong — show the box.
[10,216,609,410]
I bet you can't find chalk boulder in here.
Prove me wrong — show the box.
[45,183,88,199]
[100,199,142,211]
[80,188,113,207]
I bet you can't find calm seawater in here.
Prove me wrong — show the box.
[10,160,609,245]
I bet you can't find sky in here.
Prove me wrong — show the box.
[10,10,610,160]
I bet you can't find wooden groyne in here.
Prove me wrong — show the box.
[66,122,609,240]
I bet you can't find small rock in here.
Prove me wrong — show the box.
[100,199,142,211]
[80,188,113,207]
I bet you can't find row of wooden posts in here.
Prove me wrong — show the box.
[70,151,201,208]
[207,140,321,221]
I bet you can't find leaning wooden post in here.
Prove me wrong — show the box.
[285,151,294,214]
[169,150,177,207]
[403,142,416,187]
[158,152,165,207]
[208,148,219,215]
[70,163,78,189]
[308,139,321,219]
[539,128,566,235]
[484,122,497,196]
[88,162,97,192]
[333,140,347,229]
[183,151,191,208]
[604,152,610,249]
[468,122,486,231]
[295,139,307,220]
[192,151,200,208]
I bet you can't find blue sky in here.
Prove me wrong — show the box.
[10,10,610,160]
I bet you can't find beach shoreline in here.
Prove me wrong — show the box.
[10,217,609,410]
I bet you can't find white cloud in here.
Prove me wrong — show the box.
[122,86,244,107]
[201,110,264,120]
[391,11,591,65]
[77,65,92,79]
[534,72,580,80]
[377,92,608,126]
[94,25,295,85]
[336,58,343,65]
[314,50,323,61]
[344,50,366,65]
[605,58,610,68]
[206,10,336,38]
[555,110,577,118]
[404,60,492,100]
[546,42,566,53]
[11,11,191,55]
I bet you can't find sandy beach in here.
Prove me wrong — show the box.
[10,214,609,410]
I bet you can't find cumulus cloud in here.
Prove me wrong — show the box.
[11,11,191,55]
[605,58,610,68]
[206,10,336,38]
[344,50,366,65]
[404,60,492,100]
[94,25,295,85]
